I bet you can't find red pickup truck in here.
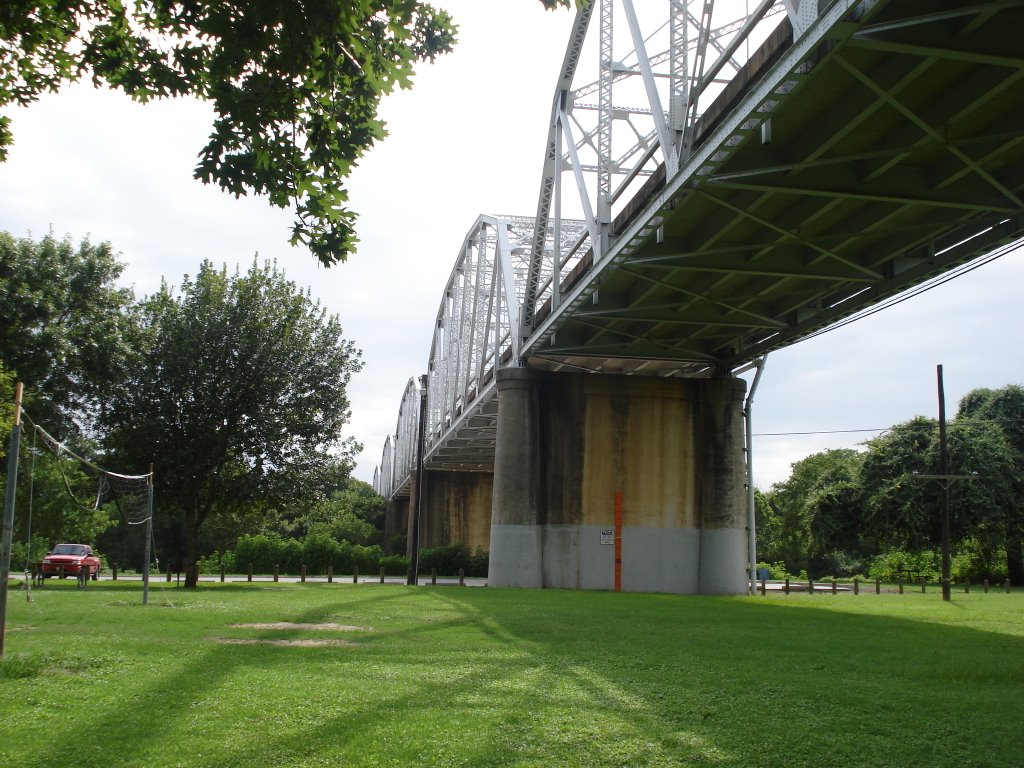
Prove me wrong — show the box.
[41,543,101,580]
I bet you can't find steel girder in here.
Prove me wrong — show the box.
[522,0,787,339]
[375,434,394,498]
[524,0,1024,374]
[376,377,421,502]
[423,215,586,471]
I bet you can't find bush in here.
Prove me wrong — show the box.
[868,549,939,582]
[416,544,488,577]
[196,550,236,574]
[379,554,409,576]
[232,532,384,575]
[951,538,1008,583]
[756,561,791,580]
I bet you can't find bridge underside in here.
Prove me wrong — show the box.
[529,0,1024,375]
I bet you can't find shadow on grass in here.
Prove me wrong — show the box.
[6,587,1024,767]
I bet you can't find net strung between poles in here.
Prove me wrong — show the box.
[21,412,153,526]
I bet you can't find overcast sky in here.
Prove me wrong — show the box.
[1,1,1021,489]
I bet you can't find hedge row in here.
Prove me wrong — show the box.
[198,535,489,578]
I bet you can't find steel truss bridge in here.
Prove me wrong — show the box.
[374,0,1024,500]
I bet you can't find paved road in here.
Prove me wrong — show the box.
[8,570,487,588]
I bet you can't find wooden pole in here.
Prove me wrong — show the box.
[937,365,951,602]
[0,383,24,657]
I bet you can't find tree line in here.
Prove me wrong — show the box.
[757,384,1024,584]
[1,231,370,586]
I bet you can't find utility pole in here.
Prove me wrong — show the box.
[914,366,977,602]
[937,365,951,602]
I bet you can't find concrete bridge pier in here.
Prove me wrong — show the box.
[488,367,748,594]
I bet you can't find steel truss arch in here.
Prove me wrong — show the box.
[374,377,421,501]
[424,214,587,471]
[524,0,789,331]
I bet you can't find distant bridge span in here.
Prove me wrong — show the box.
[375,0,1024,593]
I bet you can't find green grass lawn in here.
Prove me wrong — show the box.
[1,581,1022,767]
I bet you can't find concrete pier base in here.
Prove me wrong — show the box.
[488,368,747,595]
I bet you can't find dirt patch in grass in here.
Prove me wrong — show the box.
[228,622,370,632]
[212,637,355,647]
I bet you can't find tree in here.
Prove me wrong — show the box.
[860,417,937,550]
[956,385,1024,583]
[860,411,1020,579]
[0,232,135,434]
[765,448,865,575]
[1,1,456,265]
[100,259,363,587]
[283,477,385,545]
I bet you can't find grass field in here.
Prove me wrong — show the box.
[1,580,1022,768]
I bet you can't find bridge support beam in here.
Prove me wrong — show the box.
[489,368,747,594]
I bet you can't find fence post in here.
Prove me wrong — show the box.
[459,568,465,587]
[328,564,333,583]
[247,562,253,582]
[431,568,437,586]
[380,567,385,584]
[784,577,790,595]
[898,577,904,594]
[220,562,225,583]
[353,566,359,584]
[875,578,880,594]
[965,579,969,594]
[831,580,837,595]
[166,569,172,583]
[1005,579,1011,594]
[58,564,64,580]
[921,577,926,594]
[301,565,306,583]
[808,579,814,594]
[760,577,766,596]
[853,578,859,595]
[273,564,279,583]
[112,563,118,581]
[984,578,989,593]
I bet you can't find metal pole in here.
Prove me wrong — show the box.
[743,357,767,595]
[937,365,951,602]
[1,382,24,657]
[407,375,428,586]
[142,465,153,606]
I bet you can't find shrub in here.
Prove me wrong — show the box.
[868,548,939,582]
[196,550,236,574]
[951,538,1008,583]
[417,543,488,576]
[379,554,409,576]
[756,561,791,580]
